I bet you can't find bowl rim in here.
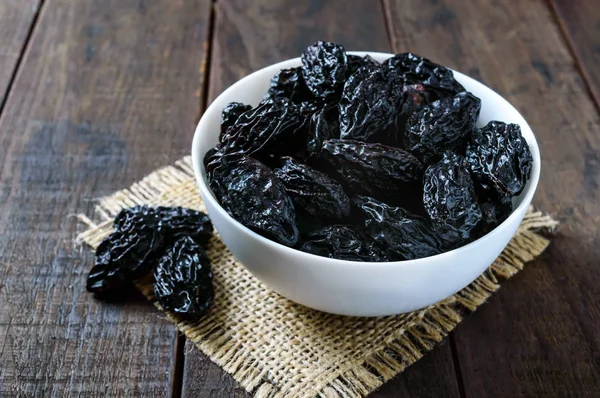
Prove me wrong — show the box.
[192,51,541,269]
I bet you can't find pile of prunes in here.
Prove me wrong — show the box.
[86,206,215,321]
[205,41,533,262]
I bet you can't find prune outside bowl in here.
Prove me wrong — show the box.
[191,52,540,317]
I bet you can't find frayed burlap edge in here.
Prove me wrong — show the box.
[75,156,558,398]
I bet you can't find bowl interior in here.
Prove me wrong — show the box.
[192,51,540,264]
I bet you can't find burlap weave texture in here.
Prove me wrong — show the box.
[76,156,557,398]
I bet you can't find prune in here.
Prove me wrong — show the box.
[153,237,213,320]
[220,102,252,142]
[265,67,312,103]
[466,121,533,202]
[86,227,163,294]
[339,68,406,146]
[353,195,448,260]
[274,156,350,220]
[476,200,513,237]
[299,225,388,262]
[347,54,380,77]
[423,152,482,239]
[404,92,481,163]
[301,41,348,99]
[318,139,424,208]
[306,105,339,152]
[114,205,214,247]
[220,97,305,158]
[385,52,465,99]
[208,154,299,246]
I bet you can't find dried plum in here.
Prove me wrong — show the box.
[114,205,214,247]
[404,92,481,163]
[274,156,350,220]
[299,225,388,262]
[385,52,465,99]
[306,105,339,152]
[301,41,348,99]
[86,227,163,294]
[208,154,298,246]
[347,54,380,77]
[353,195,449,260]
[423,152,482,239]
[466,121,533,202]
[318,139,424,208]
[220,97,305,158]
[476,200,512,237]
[153,237,213,320]
[265,67,312,103]
[220,102,252,142]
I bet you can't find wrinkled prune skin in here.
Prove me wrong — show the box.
[318,139,424,208]
[153,237,213,320]
[86,227,163,294]
[466,121,533,202]
[299,225,388,262]
[404,92,481,163]
[208,154,299,246]
[114,205,214,247]
[220,98,305,158]
[339,68,406,146]
[301,41,348,99]
[385,52,465,100]
[274,156,350,220]
[220,102,252,142]
[423,152,482,240]
[353,195,448,260]
[306,105,339,152]
[346,54,380,77]
[265,67,313,103]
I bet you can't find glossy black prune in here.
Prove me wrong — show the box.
[476,200,513,237]
[423,152,482,239]
[404,92,481,163]
[318,139,424,208]
[114,205,214,247]
[274,156,350,220]
[306,105,339,152]
[86,227,163,294]
[466,121,533,202]
[384,52,465,99]
[299,225,388,262]
[208,154,299,246]
[220,97,305,158]
[346,54,380,77]
[353,195,448,260]
[220,102,252,142]
[301,41,348,99]
[265,67,313,103]
[339,68,405,146]
[153,237,213,320]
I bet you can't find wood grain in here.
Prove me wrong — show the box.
[384,0,600,396]
[550,0,600,108]
[182,1,462,396]
[0,0,211,396]
[0,0,42,107]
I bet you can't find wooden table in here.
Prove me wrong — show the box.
[0,0,598,396]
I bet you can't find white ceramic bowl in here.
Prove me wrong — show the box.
[192,52,540,317]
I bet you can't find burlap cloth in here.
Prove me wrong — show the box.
[76,156,558,398]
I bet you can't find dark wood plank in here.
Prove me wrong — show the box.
[182,1,462,396]
[0,0,42,107]
[385,0,600,396]
[550,0,600,108]
[0,0,211,396]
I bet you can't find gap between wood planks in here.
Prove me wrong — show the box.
[172,1,218,397]
[0,0,45,115]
